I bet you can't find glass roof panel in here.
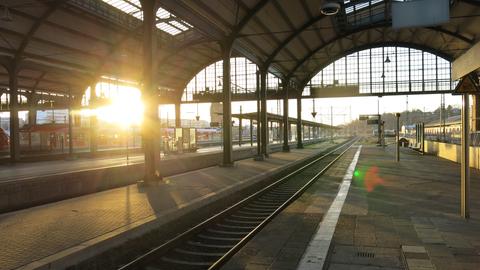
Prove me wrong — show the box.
[101,0,193,35]
[344,0,385,14]
[157,22,182,35]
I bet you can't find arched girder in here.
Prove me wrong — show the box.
[231,0,270,38]
[298,41,455,90]
[264,14,326,67]
[14,1,61,64]
[287,24,474,81]
[176,56,280,102]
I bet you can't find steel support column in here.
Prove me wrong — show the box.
[461,94,470,219]
[250,119,253,146]
[221,41,233,166]
[7,63,20,162]
[89,86,98,155]
[255,71,263,160]
[260,69,268,157]
[472,95,480,131]
[282,79,290,152]
[140,0,161,182]
[239,106,242,146]
[175,102,181,128]
[68,90,74,157]
[296,95,303,149]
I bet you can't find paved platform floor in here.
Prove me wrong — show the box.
[222,143,480,270]
[0,141,336,270]
[0,144,254,183]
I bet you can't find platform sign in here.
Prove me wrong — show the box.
[360,114,379,120]
[367,119,379,125]
[310,85,359,98]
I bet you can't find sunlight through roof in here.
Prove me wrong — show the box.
[102,0,193,35]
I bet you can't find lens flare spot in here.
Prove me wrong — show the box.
[364,166,384,192]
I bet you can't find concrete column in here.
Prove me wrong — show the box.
[7,63,20,162]
[461,94,470,219]
[282,80,290,152]
[260,68,268,157]
[140,0,161,182]
[89,86,98,155]
[221,41,233,166]
[296,95,303,148]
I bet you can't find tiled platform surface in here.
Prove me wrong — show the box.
[0,141,336,270]
[0,144,252,183]
[222,145,360,270]
[222,143,480,270]
[330,145,480,270]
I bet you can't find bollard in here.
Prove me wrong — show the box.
[395,113,401,162]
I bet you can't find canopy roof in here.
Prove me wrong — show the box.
[0,0,479,103]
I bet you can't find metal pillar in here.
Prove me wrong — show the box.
[7,63,20,162]
[283,80,290,151]
[68,90,74,157]
[296,95,303,148]
[250,119,253,146]
[461,94,470,219]
[89,86,98,155]
[255,71,263,160]
[140,0,161,182]
[175,102,181,128]
[28,104,36,126]
[330,106,334,142]
[221,41,233,166]
[239,106,242,146]
[260,69,268,157]
[473,95,480,131]
[395,113,400,162]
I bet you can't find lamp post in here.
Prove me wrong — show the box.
[395,113,401,162]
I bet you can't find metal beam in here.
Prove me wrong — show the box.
[452,41,480,80]
[14,1,61,64]
[231,0,270,38]
[288,24,467,84]
[264,11,325,67]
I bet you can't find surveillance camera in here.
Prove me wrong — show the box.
[320,1,341,16]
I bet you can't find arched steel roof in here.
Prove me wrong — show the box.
[0,0,479,102]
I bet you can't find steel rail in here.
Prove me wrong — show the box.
[118,137,359,270]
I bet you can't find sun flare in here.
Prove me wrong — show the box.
[80,83,144,128]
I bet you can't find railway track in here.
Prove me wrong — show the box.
[119,138,358,270]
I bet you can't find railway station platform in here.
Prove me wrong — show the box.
[0,140,340,270]
[223,142,480,270]
[0,141,317,213]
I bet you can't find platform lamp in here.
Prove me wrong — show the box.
[311,98,317,119]
[195,103,200,121]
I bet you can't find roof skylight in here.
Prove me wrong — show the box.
[344,0,384,14]
[101,0,193,35]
